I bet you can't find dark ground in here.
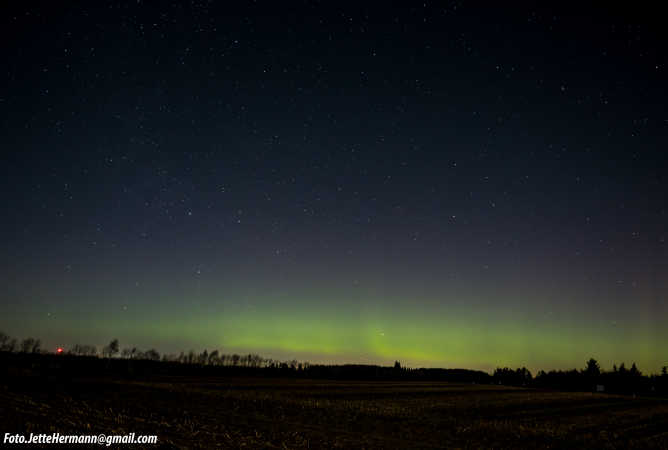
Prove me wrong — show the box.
[3,371,668,449]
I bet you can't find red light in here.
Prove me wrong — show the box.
[56,347,63,354]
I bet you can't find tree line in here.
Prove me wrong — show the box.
[1,331,666,396]
[0,332,41,354]
[487,357,668,396]
[1,333,305,370]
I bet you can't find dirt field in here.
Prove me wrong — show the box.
[2,376,668,448]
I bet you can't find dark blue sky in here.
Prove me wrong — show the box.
[1,1,666,371]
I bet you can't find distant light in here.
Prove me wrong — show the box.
[56,347,64,354]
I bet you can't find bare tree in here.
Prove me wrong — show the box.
[0,332,17,352]
[199,349,208,365]
[0,331,10,350]
[103,339,120,358]
[20,338,36,353]
[71,344,97,356]
[84,345,97,356]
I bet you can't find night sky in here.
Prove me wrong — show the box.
[1,1,666,373]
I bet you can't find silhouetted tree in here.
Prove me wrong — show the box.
[394,360,402,369]
[103,339,120,358]
[0,332,17,352]
[208,349,220,365]
[198,349,208,365]
[0,331,10,350]
[518,367,532,384]
[585,358,600,377]
[71,344,97,356]
[251,354,262,368]
[145,349,160,361]
[494,367,532,386]
[20,338,33,353]
[20,338,40,353]
[662,366,667,376]
[110,339,119,355]
[630,362,641,376]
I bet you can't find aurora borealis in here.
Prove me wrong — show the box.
[1,2,666,373]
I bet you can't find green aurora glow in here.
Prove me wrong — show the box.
[5,289,664,374]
